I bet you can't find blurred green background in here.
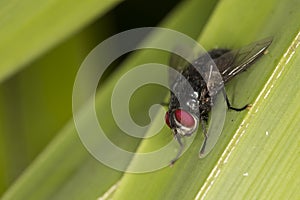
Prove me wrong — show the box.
[0,0,181,195]
[1,0,299,199]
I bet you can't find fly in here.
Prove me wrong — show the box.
[165,37,273,165]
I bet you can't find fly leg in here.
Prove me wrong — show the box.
[222,90,249,111]
[170,133,184,166]
[199,118,208,157]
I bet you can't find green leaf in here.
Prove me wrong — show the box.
[199,35,300,199]
[1,0,219,199]
[0,0,121,195]
[0,0,123,83]
[112,0,300,199]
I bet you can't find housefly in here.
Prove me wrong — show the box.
[165,37,272,164]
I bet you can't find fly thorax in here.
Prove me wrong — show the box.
[186,91,199,111]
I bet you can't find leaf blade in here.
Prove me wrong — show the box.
[0,0,123,83]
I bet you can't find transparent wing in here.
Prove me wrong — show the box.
[214,37,273,83]
[199,37,273,158]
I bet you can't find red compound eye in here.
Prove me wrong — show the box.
[174,109,195,128]
[165,112,171,128]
